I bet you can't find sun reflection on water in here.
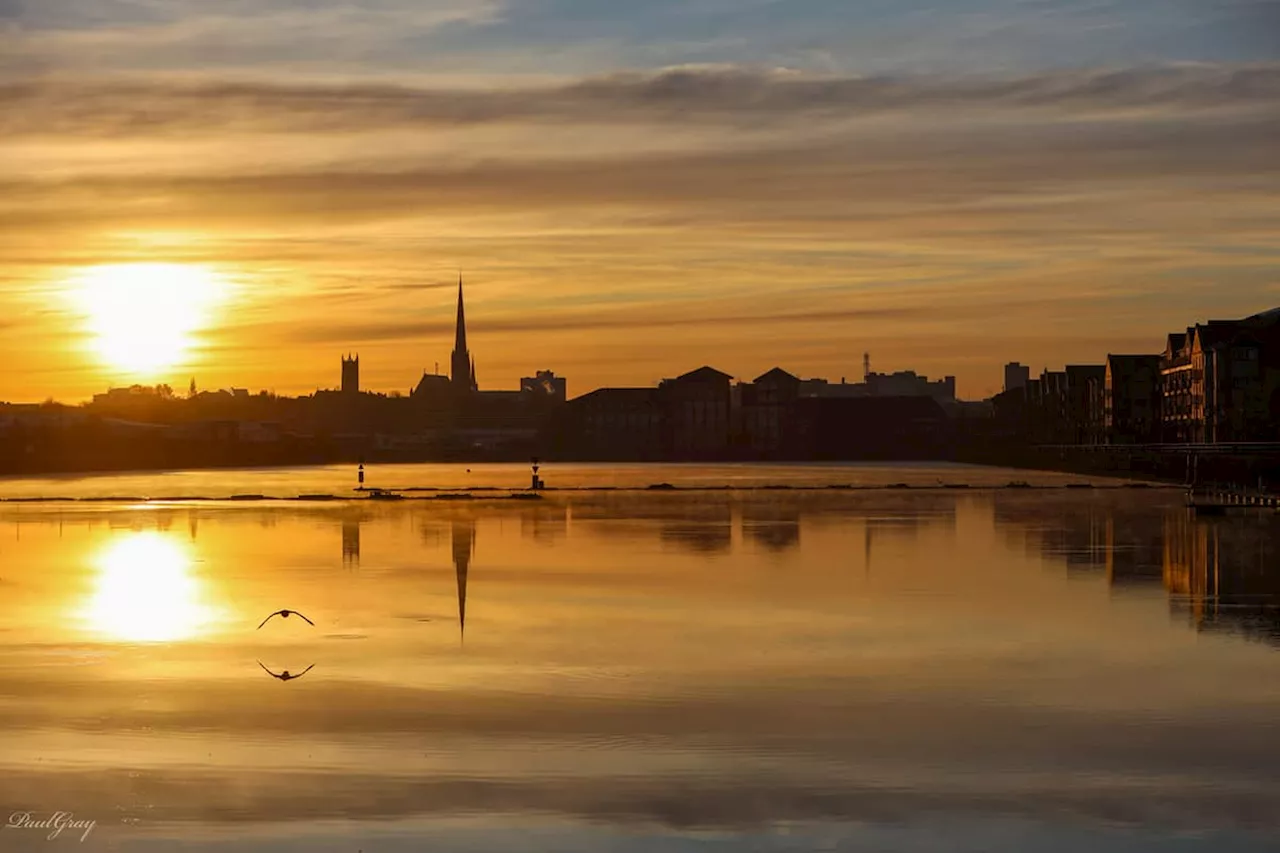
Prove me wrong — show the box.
[82,532,218,642]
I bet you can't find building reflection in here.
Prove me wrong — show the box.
[521,505,568,544]
[994,495,1280,650]
[1104,513,1164,588]
[1163,511,1280,647]
[1045,507,1108,576]
[741,504,801,553]
[452,516,475,642]
[659,505,732,554]
[342,516,361,568]
[992,494,1109,574]
[565,493,957,556]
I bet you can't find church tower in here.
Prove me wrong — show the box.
[341,353,359,395]
[451,276,477,394]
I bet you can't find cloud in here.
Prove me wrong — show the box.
[1,0,508,76]
[0,61,1277,400]
[3,63,1278,139]
[1,107,1274,242]
[270,304,926,345]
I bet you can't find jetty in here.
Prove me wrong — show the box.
[1187,485,1280,514]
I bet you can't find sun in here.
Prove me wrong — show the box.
[72,263,226,376]
[80,532,220,642]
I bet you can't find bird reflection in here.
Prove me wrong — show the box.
[258,661,315,682]
[257,609,315,629]
[452,516,475,643]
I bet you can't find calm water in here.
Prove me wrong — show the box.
[0,460,1137,500]
[1,466,1279,852]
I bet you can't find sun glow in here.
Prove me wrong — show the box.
[72,263,226,376]
[82,532,219,642]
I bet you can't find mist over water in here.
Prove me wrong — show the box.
[1,465,1278,852]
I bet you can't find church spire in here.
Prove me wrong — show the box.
[454,273,467,354]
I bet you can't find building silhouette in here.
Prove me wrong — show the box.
[1103,354,1160,444]
[341,354,359,396]
[1158,311,1280,443]
[1003,362,1030,393]
[660,366,735,458]
[521,370,568,404]
[740,367,802,456]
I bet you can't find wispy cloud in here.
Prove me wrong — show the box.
[4,63,1278,139]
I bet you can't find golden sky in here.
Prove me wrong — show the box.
[2,1,1278,402]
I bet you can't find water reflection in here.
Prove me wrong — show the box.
[342,516,361,568]
[1164,511,1280,647]
[452,516,473,641]
[742,505,801,552]
[520,505,568,543]
[990,494,1280,650]
[659,504,733,553]
[6,490,1280,850]
[80,531,218,642]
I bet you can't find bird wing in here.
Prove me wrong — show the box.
[299,663,316,676]
[257,660,278,677]
[296,612,315,626]
[257,611,282,630]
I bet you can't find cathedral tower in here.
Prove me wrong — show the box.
[341,354,359,395]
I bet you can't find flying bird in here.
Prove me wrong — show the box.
[257,609,315,629]
[258,661,315,682]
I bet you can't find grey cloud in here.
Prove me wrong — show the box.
[1,109,1275,235]
[2,63,1278,138]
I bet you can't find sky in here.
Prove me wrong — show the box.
[1,0,1278,402]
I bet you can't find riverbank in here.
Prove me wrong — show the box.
[958,445,1280,489]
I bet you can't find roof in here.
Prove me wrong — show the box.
[1107,354,1161,364]
[674,366,734,383]
[411,372,451,397]
[569,387,657,405]
[1064,364,1105,378]
[1106,354,1161,376]
[1192,321,1245,350]
[753,367,800,384]
[1244,306,1280,327]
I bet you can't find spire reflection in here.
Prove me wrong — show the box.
[452,516,475,643]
